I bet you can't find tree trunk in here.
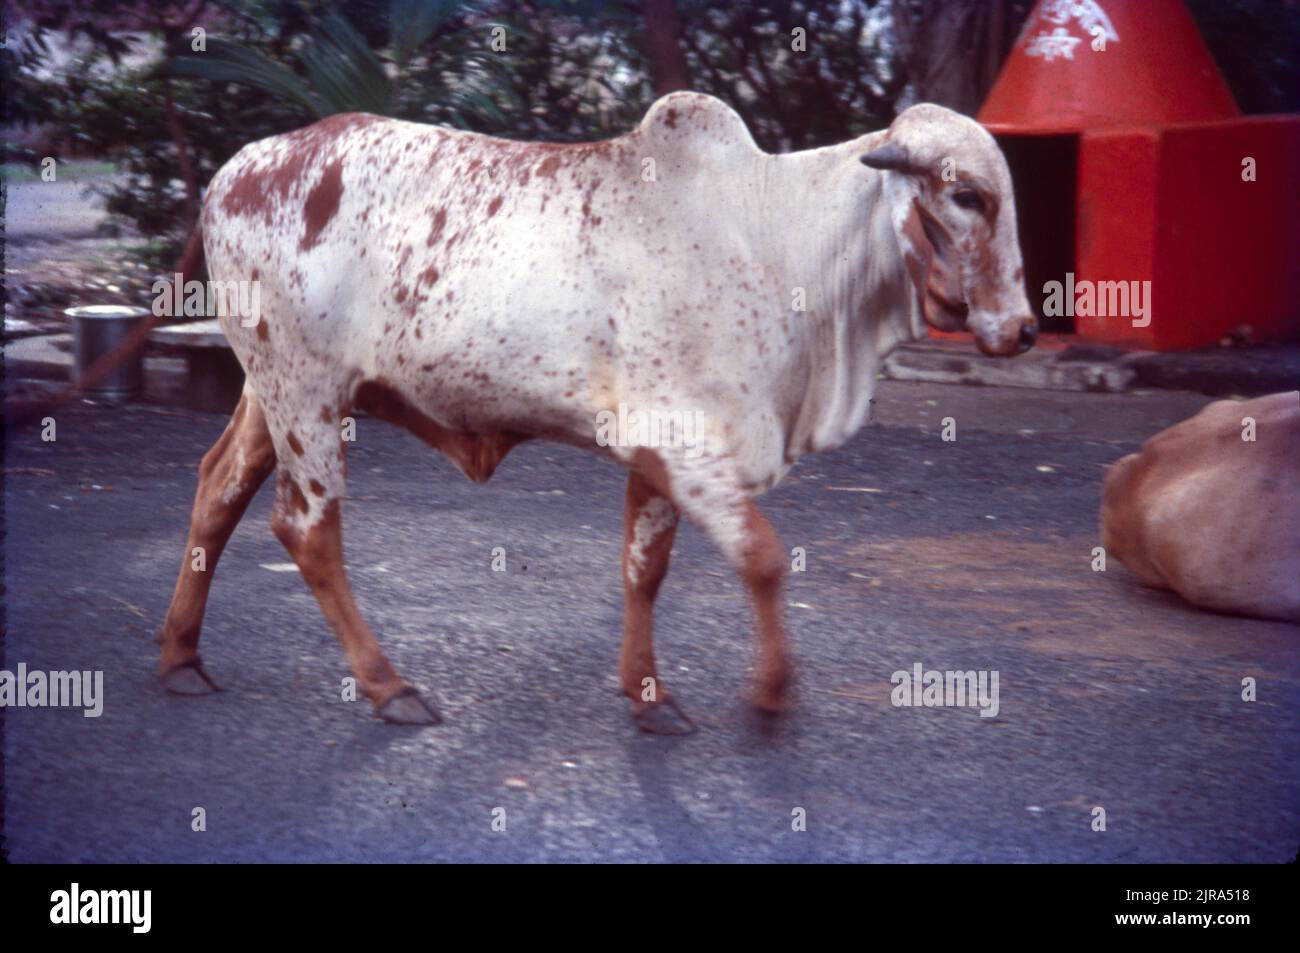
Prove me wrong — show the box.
[161,77,201,228]
[642,0,692,95]
[897,0,1030,115]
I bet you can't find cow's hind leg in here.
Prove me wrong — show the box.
[159,389,276,693]
[621,471,694,734]
[266,411,439,726]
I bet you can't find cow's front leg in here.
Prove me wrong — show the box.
[735,500,794,713]
[269,439,439,726]
[658,453,795,715]
[620,471,693,734]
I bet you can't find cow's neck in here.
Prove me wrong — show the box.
[758,134,922,460]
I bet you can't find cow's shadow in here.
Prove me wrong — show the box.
[621,705,823,863]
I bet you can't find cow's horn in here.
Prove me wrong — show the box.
[859,143,918,173]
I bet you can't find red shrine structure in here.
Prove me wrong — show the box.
[975,0,1298,350]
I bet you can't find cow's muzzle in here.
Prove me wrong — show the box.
[1018,321,1039,353]
[975,315,1038,357]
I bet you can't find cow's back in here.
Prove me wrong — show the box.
[1101,392,1300,622]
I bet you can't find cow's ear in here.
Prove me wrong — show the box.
[901,200,966,332]
[900,204,934,294]
[859,143,921,174]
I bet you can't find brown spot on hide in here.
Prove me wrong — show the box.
[427,208,447,247]
[536,155,561,179]
[300,159,344,250]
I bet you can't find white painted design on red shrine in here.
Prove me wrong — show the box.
[1025,0,1119,62]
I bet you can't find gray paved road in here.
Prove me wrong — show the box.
[4,382,1298,862]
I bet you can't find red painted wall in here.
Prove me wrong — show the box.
[1075,129,1160,347]
[1154,116,1300,349]
[1075,117,1299,350]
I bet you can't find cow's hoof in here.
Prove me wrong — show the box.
[749,666,794,716]
[747,686,792,717]
[377,687,442,726]
[161,660,220,695]
[631,695,696,736]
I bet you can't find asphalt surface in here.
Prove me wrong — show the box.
[4,381,1298,862]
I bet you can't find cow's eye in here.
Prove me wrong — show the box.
[952,189,985,214]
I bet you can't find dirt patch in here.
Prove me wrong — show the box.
[843,531,1299,669]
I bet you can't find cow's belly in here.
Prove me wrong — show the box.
[349,251,625,444]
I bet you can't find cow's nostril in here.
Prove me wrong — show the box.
[1017,322,1039,353]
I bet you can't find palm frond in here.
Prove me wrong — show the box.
[162,38,322,117]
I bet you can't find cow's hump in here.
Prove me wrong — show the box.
[639,92,760,159]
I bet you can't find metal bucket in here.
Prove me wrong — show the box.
[67,305,150,400]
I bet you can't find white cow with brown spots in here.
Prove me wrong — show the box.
[159,92,1036,732]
